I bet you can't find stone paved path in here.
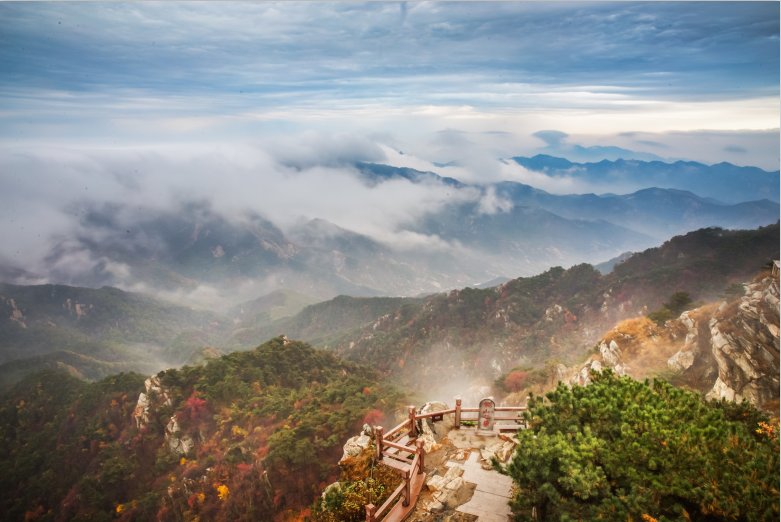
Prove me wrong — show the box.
[450,451,513,522]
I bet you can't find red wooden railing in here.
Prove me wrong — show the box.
[364,399,526,522]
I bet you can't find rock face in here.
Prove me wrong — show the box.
[133,375,172,430]
[132,374,198,456]
[704,274,779,406]
[570,270,779,410]
[5,297,27,328]
[165,416,195,456]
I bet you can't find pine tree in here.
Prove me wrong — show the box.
[499,371,779,521]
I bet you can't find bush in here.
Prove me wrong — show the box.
[504,370,530,392]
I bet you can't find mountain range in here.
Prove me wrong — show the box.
[512,155,779,204]
[3,157,776,307]
[0,283,228,388]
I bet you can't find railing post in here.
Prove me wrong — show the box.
[455,397,462,429]
[402,469,411,506]
[365,503,376,522]
[408,405,417,439]
[374,425,384,460]
[416,439,425,474]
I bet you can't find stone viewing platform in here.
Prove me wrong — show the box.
[362,397,525,522]
[409,425,517,522]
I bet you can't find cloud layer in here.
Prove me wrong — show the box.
[0,2,777,167]
[0,2,778,297]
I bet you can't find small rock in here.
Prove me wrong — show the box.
[428,500,445,513]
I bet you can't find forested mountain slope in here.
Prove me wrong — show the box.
[0,338,404,521]
[323,224,779,392]
[0,283,229,388]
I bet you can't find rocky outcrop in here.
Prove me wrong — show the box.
[478,435,516,469]
[704,275,779,406]
[339,423,374,463]
[133,374,196,456]
[63,298,92,319]
[417,401,456,453]
[3,297,27,328]
[133,375,172,430]
[568,270,779,410]
[165,416,195,456]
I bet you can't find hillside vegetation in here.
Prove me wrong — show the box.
[0,338,404,521]
[1,224,777,398]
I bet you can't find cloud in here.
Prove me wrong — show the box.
[266,131,387,169]
[723,145,747,155]
[0,2,777,147]
[529,129,665,163]
[0,137,482,275]
[606,129,779,169]
[533,130,569,147]
[633,139,668,149]
[477,186,513,215]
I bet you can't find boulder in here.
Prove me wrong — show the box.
[426,463,463,492]
[667,349,695,372]
[426,464,470,509]
[418,401,455,453]
[339,424,374,463]
[427,500,445,513]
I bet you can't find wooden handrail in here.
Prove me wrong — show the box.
[367,400,527,521]
[461,406,526,413]
[384,419,410,440]
[384,440,416,454]
[415,408,456,419]
[372,480,405,520]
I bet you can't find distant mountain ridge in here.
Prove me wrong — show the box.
[0,283,229,387]
[0,222,777,404]
[512,154,780,204]
[261,223,779,394]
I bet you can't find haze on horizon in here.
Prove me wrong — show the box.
[0,1,778,298]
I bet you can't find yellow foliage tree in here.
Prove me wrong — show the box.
[214,483,230,501]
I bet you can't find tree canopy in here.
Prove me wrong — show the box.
[499,371,779,521]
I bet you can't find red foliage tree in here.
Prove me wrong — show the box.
[504,370,529,392]
[362,408,385,426]
[178,392,209,429]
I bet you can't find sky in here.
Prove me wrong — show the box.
[0,1,779,286]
